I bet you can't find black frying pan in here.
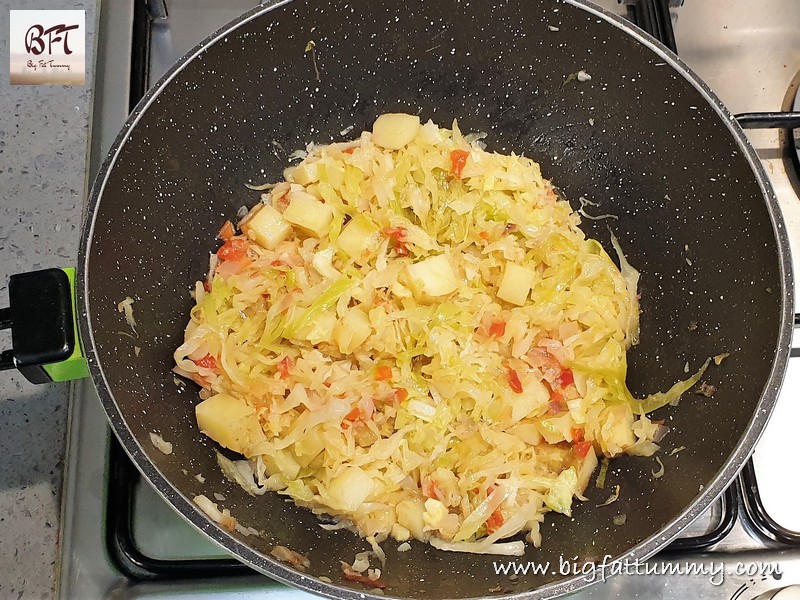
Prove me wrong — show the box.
[78,0,794,598]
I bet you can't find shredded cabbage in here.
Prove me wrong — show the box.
[175,115,708,556]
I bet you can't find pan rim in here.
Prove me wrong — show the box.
[76,0,795,598]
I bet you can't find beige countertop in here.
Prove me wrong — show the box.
[0,2,97,598]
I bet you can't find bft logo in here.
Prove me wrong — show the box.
[9,10,86,85]
[25,23,80,56]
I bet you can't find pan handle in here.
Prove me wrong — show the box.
[0,267,89,383]
[734,112,800,129]
[794,314,800,359]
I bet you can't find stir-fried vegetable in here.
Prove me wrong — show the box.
[175,115,706,556]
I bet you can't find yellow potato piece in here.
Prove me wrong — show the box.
[372,113,420,150]
[242,204,292,250]
[282,191,333,238]
[195,393,266,456]
[407,254,458,298]
[497,262,536,306]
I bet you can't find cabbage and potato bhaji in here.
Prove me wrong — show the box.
[175,114,703,556]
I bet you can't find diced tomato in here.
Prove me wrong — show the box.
[277,356,293,379]
[217,238,247,262]
[218,220,235,241]
[375,365,393,381]
[394,388,409,403]
[507,367,523,394]
[194,354,217,370]
[488,320,506,337]
[421,478,441,500]
[571,427,585,443]
[203,280,212,293]
[383,226,410,256]
[573,440,593,458]
[450,149,469,178]
[343,147,356,155]
[341,562,388,589]
[556,368,574,388]
[548,392,565,415]
[486,509,504,533]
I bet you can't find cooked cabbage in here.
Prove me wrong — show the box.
[175,115,702,555]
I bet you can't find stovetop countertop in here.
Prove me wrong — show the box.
[0,1,97,598]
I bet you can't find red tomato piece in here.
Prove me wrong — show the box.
[573,440,593,458]
[557,368,575,388]
[486,509,504,533]
[450,149,469,178]
[194,354,217,370]
[277,356,294,379]
[217,238,247,261]
[507,368,523,394]
[488,320,506,337]
[548,392,565,415]
[375,365,393,381]
[383,226,410,256]
[218,220,235,241]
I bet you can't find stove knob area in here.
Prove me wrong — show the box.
[754,586,800,600]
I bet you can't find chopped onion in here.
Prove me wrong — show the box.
[149,432,173,455]
[596,485,620,507]
[651,457,665,479]
[351,552,371,573]
[193,494,237,532]
[713,352,731,365]
[117,297,138,336]
[271,545,311,570]
[245,181,276,191]
[216,451,269,496]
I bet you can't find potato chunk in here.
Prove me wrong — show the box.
[407,254,458,298]
[333,308,371,354]
[241,204,292,250]
[282,191,333,238]
[195,393,267,456]
[497,262,536,306]
[327,466,373,512]
[372,113,420,150]
[285,160,319,186]
[336,215,382,263]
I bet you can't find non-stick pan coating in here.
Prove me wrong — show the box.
[79,0,793,598]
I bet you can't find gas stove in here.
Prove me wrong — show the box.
[58,1,800,599]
